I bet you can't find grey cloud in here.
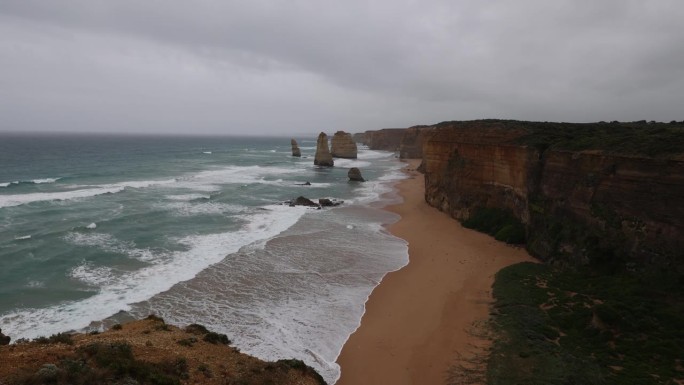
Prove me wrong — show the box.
[0,0,683,135]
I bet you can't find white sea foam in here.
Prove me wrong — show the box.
[350,164,407,205]
[15,235,31,240]
[0,178,61,187]
[86,223,97,229]
[0,179,177,208]
[172,165,309,192]
[0,205,309,341]
[203,151,212,154]
[64,232,157,263]
[70,263,116,286]
[25,280,45,288]
[32,178,61,184]
[357,148,395,160]
[332,158,372,168]
[133,206,410,384]
[158,201,244,217]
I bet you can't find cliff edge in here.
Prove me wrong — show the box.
[0,317,325,385]
[405,120,684,270]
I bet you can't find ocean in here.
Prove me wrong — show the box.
[0,133,408,383]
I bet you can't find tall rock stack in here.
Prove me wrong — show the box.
[330,131,358,159]
[291,139,301,157]
[313,132,334,166]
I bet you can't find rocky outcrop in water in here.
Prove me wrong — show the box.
[314,132,334,167]
[319,198,343,207]
[413,119,684,269]
[348,167,365,182]
[291,139,301,157]
[330,131,357,159]
[289,196,319,207]
[286,196,343,208]
[0,329,10,345]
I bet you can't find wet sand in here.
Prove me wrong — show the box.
[335,160,535,385]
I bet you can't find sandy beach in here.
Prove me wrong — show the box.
[335,160,535,385]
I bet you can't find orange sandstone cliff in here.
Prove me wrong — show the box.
[390,120,684,269]
[362,128,407,151]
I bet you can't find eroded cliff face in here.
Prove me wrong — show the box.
[399,126,434,159]
[420,120,684,269]
[352,132,367,144]
[365,128,406,151]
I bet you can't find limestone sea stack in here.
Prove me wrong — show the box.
[348,167,365,182]
[314,132,334,167]
[291,139,301,157]
[330,131,358,159]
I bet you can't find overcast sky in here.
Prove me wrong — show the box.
[1,1,683,135]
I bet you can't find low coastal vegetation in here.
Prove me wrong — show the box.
[0,317,326,385]
[434,119,684,157]
[462,207,526,245]
[486,262,684,385]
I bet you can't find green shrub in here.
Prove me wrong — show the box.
[202,332,231,345]
[487,262,684,385]
[184,324,209,335]
[176,337,197,347]
[145,314,165,323]
[197,363,212,378]
[494,224,526,244]
[463,207,526,244]
[35,332,74,345]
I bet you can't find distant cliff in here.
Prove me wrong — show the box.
[399,126,434,159]
[362,128,407,151]
[408,120,684,269]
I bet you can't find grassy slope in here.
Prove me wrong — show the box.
[487,262,684,385]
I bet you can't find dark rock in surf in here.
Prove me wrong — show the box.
[319,198,343,207]
[0,329,10,345]
[289,196,319,207]
[348,167,365,182]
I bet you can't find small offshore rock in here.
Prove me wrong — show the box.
[319,198,343,207]
[290,196,319,207]
[0,329,10,345]
[291,138,301,157]
[348,167,366,182]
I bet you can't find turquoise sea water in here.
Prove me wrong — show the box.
[0,133,408,383]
